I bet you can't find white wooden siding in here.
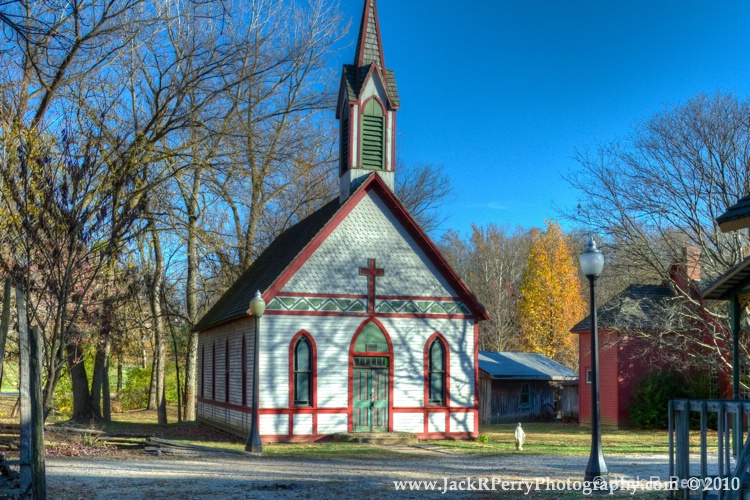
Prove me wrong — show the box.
[260,316,475,411]
[260,414,288,435]
[317,414,347,434]
[293,414,313,435]
[198,318,254,408]
[450,412,475,433]
[281,190,458,298]
[428,412,446,433]
[393,413,424,433]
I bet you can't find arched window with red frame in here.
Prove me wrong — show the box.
[289,331,316,408]
[425,335,449,407]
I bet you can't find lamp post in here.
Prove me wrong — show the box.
[579,238,608,483]
[245,290,265,453]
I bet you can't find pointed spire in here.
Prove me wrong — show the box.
[354,0,386,69]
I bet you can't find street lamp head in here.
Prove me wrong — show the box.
[579,238,605,278]
[250,290,266,317]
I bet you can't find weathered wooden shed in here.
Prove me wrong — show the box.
[478,352,578,425]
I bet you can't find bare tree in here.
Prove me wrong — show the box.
[440,224,530,352]
[395,162,454,234]
[564,92,750,285]
[563,91,750,373]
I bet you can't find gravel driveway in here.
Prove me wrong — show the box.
[45,449,685,499]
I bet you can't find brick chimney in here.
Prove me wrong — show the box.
[669,246,701,288]
[684,246,701,282]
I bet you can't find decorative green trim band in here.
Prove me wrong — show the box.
[266,296,470,315]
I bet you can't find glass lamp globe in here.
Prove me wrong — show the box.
[579,238,604,277]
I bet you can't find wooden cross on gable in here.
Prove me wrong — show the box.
[359,259,384,313]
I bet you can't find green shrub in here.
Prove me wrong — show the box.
[629,369,715,429]
[120,366,151,410]
[476,434,490,443]
[120,362,181,411]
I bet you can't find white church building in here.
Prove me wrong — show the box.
[193,0,488,441]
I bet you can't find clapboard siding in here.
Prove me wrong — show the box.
[479,372,556,424]
[393,413,424,433]
[428,412,446,433]
[198,317,255,408]
[450,412,474,433]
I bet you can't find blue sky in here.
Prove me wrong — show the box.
[335,0,750,236]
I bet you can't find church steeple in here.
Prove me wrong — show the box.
[337,0,400,203]
[354,0,386,69]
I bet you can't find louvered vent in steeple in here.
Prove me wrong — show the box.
[361,100,384,170]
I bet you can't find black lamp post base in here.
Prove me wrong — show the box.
[585,445,608,485]
[245,430,262,454]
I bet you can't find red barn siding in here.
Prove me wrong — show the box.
[579,330,620,428]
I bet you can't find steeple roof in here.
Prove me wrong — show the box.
[340,0,399,110]
[354,0,385,69]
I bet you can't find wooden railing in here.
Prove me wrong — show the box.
[668,399,750,499]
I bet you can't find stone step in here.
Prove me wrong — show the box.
[332,432,418,445]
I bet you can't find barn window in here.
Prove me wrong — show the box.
[293,336,313,407]
[225,338,230,403]
[520,383,531,408]
[242,335,247,406]
[428,338,446,406]
[361,99,385,170]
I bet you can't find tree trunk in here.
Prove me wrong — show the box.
[67,343,94,422]
[91,336,112,422]
[102,339,111,421]
[117,352,123,395]
[184,170,200,421]
[149,221,168,425]
[147,356,157,410]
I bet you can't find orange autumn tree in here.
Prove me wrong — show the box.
[518,221,586,369]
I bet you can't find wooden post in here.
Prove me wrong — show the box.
[17,285,31,496]
[699,401,707,500]
[0,278,11,389]
[29,326,45,498]
[718,402,725,478]
[668,400,674,482]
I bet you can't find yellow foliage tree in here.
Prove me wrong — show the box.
[518,221,586,369]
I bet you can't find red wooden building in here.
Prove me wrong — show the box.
[572,249,730,428]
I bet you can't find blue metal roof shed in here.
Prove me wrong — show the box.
[478,351,578,381]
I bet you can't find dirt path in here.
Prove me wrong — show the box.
[46,449,685,499]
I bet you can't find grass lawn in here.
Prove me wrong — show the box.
[62,411,687,458]
[434,422,684,456]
